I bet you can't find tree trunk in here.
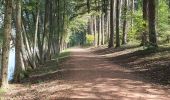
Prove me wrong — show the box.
[42,0,51,62]
[108,0,115,48]
[94,16,97,46]
[130,0,134,32]
[14,0,24,82]
[101,14,105,45]
[116,0,120,48]
[105,12,109,43]
[1,0,12,88]
[141,0,148,46]
[22,23,34,69]
[148,0,158,47]
[97,16,102,46]
[122,0,128,45]
[33,2,40,68]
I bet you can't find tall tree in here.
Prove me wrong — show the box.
[94,16,97,46]
[108,0,115,48]
[101,14,105,45]
[14,0,24,82]
[130,0,135,31]
[98,16,102,46]
[122,0,128,45]
[1,0,12,88]
[33,1,40,68]
[141,0,148,46]
[41,0,51,62]
[116,0,120,47]
[148,0,158,47]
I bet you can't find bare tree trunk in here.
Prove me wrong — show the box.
[107,10,110,42]
[141,0,148,46]
[1,0,12,88]
[33,2,40,68]
[22,23,34,68]
[98,16,102,46]
[42,0,51,62]
[88,16,94,35]
[14,0,24,82]
[116,0,120,48]
[91,16,94,35]
[122,0,128,45]
[148,0,158,47]
[101,14,105,45]
[105,12,109,43]
[108,0,115,48]
[130,0,135,32]
[94,16,97,46]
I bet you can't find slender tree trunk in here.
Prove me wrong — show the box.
[108,10,110,41]
[91,16,94,35]
[1,0,12,88]
[148,0,158,47]
[43,0,50,62]
[101,14,105,45]
[87,0,90,13]
[22,23,34,68]
[94,16,97,46]
[122,0,128,45]
[98,16,102,46]
[108,0,115,48]
[105,12,109,43]
[116,0,120,48]
[47,1,53,60]
[14,0,24,82]
[33,2,40,68]
[141,0,148,46]
[130,0,134,32]
[88,16,94,35]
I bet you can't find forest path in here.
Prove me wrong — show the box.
[2,47,170,100]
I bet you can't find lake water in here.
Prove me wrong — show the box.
[0,47,15,81]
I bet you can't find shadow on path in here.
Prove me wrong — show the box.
[3,47,170,100]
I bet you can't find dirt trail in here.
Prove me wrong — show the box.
[2,48,170,100]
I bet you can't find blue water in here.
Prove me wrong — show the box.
[0,47,15,81]
[7,47,15,81]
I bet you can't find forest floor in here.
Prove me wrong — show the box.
[1,46,170,100]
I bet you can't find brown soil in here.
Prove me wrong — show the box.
[1,47,170,100]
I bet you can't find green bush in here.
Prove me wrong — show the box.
[86,34,94,46]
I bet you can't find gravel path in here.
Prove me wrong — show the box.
[2,48,170,100]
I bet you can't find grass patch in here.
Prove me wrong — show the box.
[54,50,71,63]
[0,88,6,95]
[23,50,71,81]
[57,51,70,59]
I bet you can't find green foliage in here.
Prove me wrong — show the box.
[68,15,89,46]
[56,51,70,60]
[69,15,88,32]
[23,1,37,11]
[157,0,170,40]
[86,34,94,46]
[125,0,170,44]
[69,32,86,46]
[128,10,145,42]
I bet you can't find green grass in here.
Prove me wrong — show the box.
[0,88,6,95]
[57,51,70,59]
[54,50,71,63]
[26,50,71,78]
